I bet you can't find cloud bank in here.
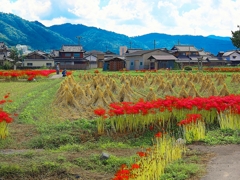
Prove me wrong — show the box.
[1,0,239,37]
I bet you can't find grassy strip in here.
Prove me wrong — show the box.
[160,149,206,180]
[204,129,240,145]
[17,80,62,124]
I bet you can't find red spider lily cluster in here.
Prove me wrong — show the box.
[178,114,205,142]
[0,93,16,139]
[178,114,202,126]
[66,71,72,76]
[0,70,56,80]
[204,67,240,72]
[94,95,240,134]
[113,133,185,180]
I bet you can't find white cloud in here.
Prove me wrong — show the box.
[1,0,239,36]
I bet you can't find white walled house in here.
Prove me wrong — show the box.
[24,51,54,68]
[84,54,97,69]
[124,49,172,70]
[223,50,240,65]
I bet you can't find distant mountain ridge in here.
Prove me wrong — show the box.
[207,35,231,41]
[0,12,236,55]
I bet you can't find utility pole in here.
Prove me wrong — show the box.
[76,36,82,45]
[129,41,132,49]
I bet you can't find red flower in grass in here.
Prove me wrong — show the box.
[0,111,13,123]
[0,100,6,105]
[27,75,35,81]
[4,93,10,99]
[137,151,146,157]
[155,132,162,138]
[131,163,140,169]
[94,108,106,116]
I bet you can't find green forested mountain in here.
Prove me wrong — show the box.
[0,12,236,55]
[49,23,148,52]
[0,13,74,51]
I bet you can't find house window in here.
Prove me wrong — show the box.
[181,52,186,56]
[46,63,52,67]
[27,63,33,66]
[74,53,80,57]
[65,53,71,57]
[140,62,143,66]
[131,62,134,66]
[232,56,236,59]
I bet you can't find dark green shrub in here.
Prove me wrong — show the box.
[184,66,192,71]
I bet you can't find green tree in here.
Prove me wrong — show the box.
[231,28,240,49]
[9,47,23,69]
[9,47,19,62]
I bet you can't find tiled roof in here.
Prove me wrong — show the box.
[84,54,97,58]
[60,45,83,52]
[85,50,105,55]
[125,49,168,57]
[148,55,177,60]
[50,50,59,57]
[125,49,143,54]
[172,45,198,52]
[223,51,235,56]
[104,56,125,62]
[26,51,50,59]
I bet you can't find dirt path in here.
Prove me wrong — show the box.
[49,74,63,79]
[189,144,240,180]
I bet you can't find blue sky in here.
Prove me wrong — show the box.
[1,0,239,37]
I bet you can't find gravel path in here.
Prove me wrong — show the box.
[49,74,63,79]
[189,144,240,180]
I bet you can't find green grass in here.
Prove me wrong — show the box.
[205,129,240,145]
[160,152,204,180]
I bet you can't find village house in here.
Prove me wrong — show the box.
[124,49,174,70]
[222,50,240,66]
[84,53,98,69]
[0,42,9,66]
[24,50,54,68]
[170,45,227,67]
[199,50,226,66]
[84,50,105,68]
[52,45,88,70]
[170,45,209,67]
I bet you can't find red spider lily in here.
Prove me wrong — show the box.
[94,108,106,116]
[0,100,6,105]
[113,165,130,180]
[0,111,13,123]
[66,71,72,76]
[155,132,162,138]
[131,163,140,169]
[27,75,35,81]
[178,114,202,126]
[4,93,10,99]
[0,94,15,124]
[137,151,147,157]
